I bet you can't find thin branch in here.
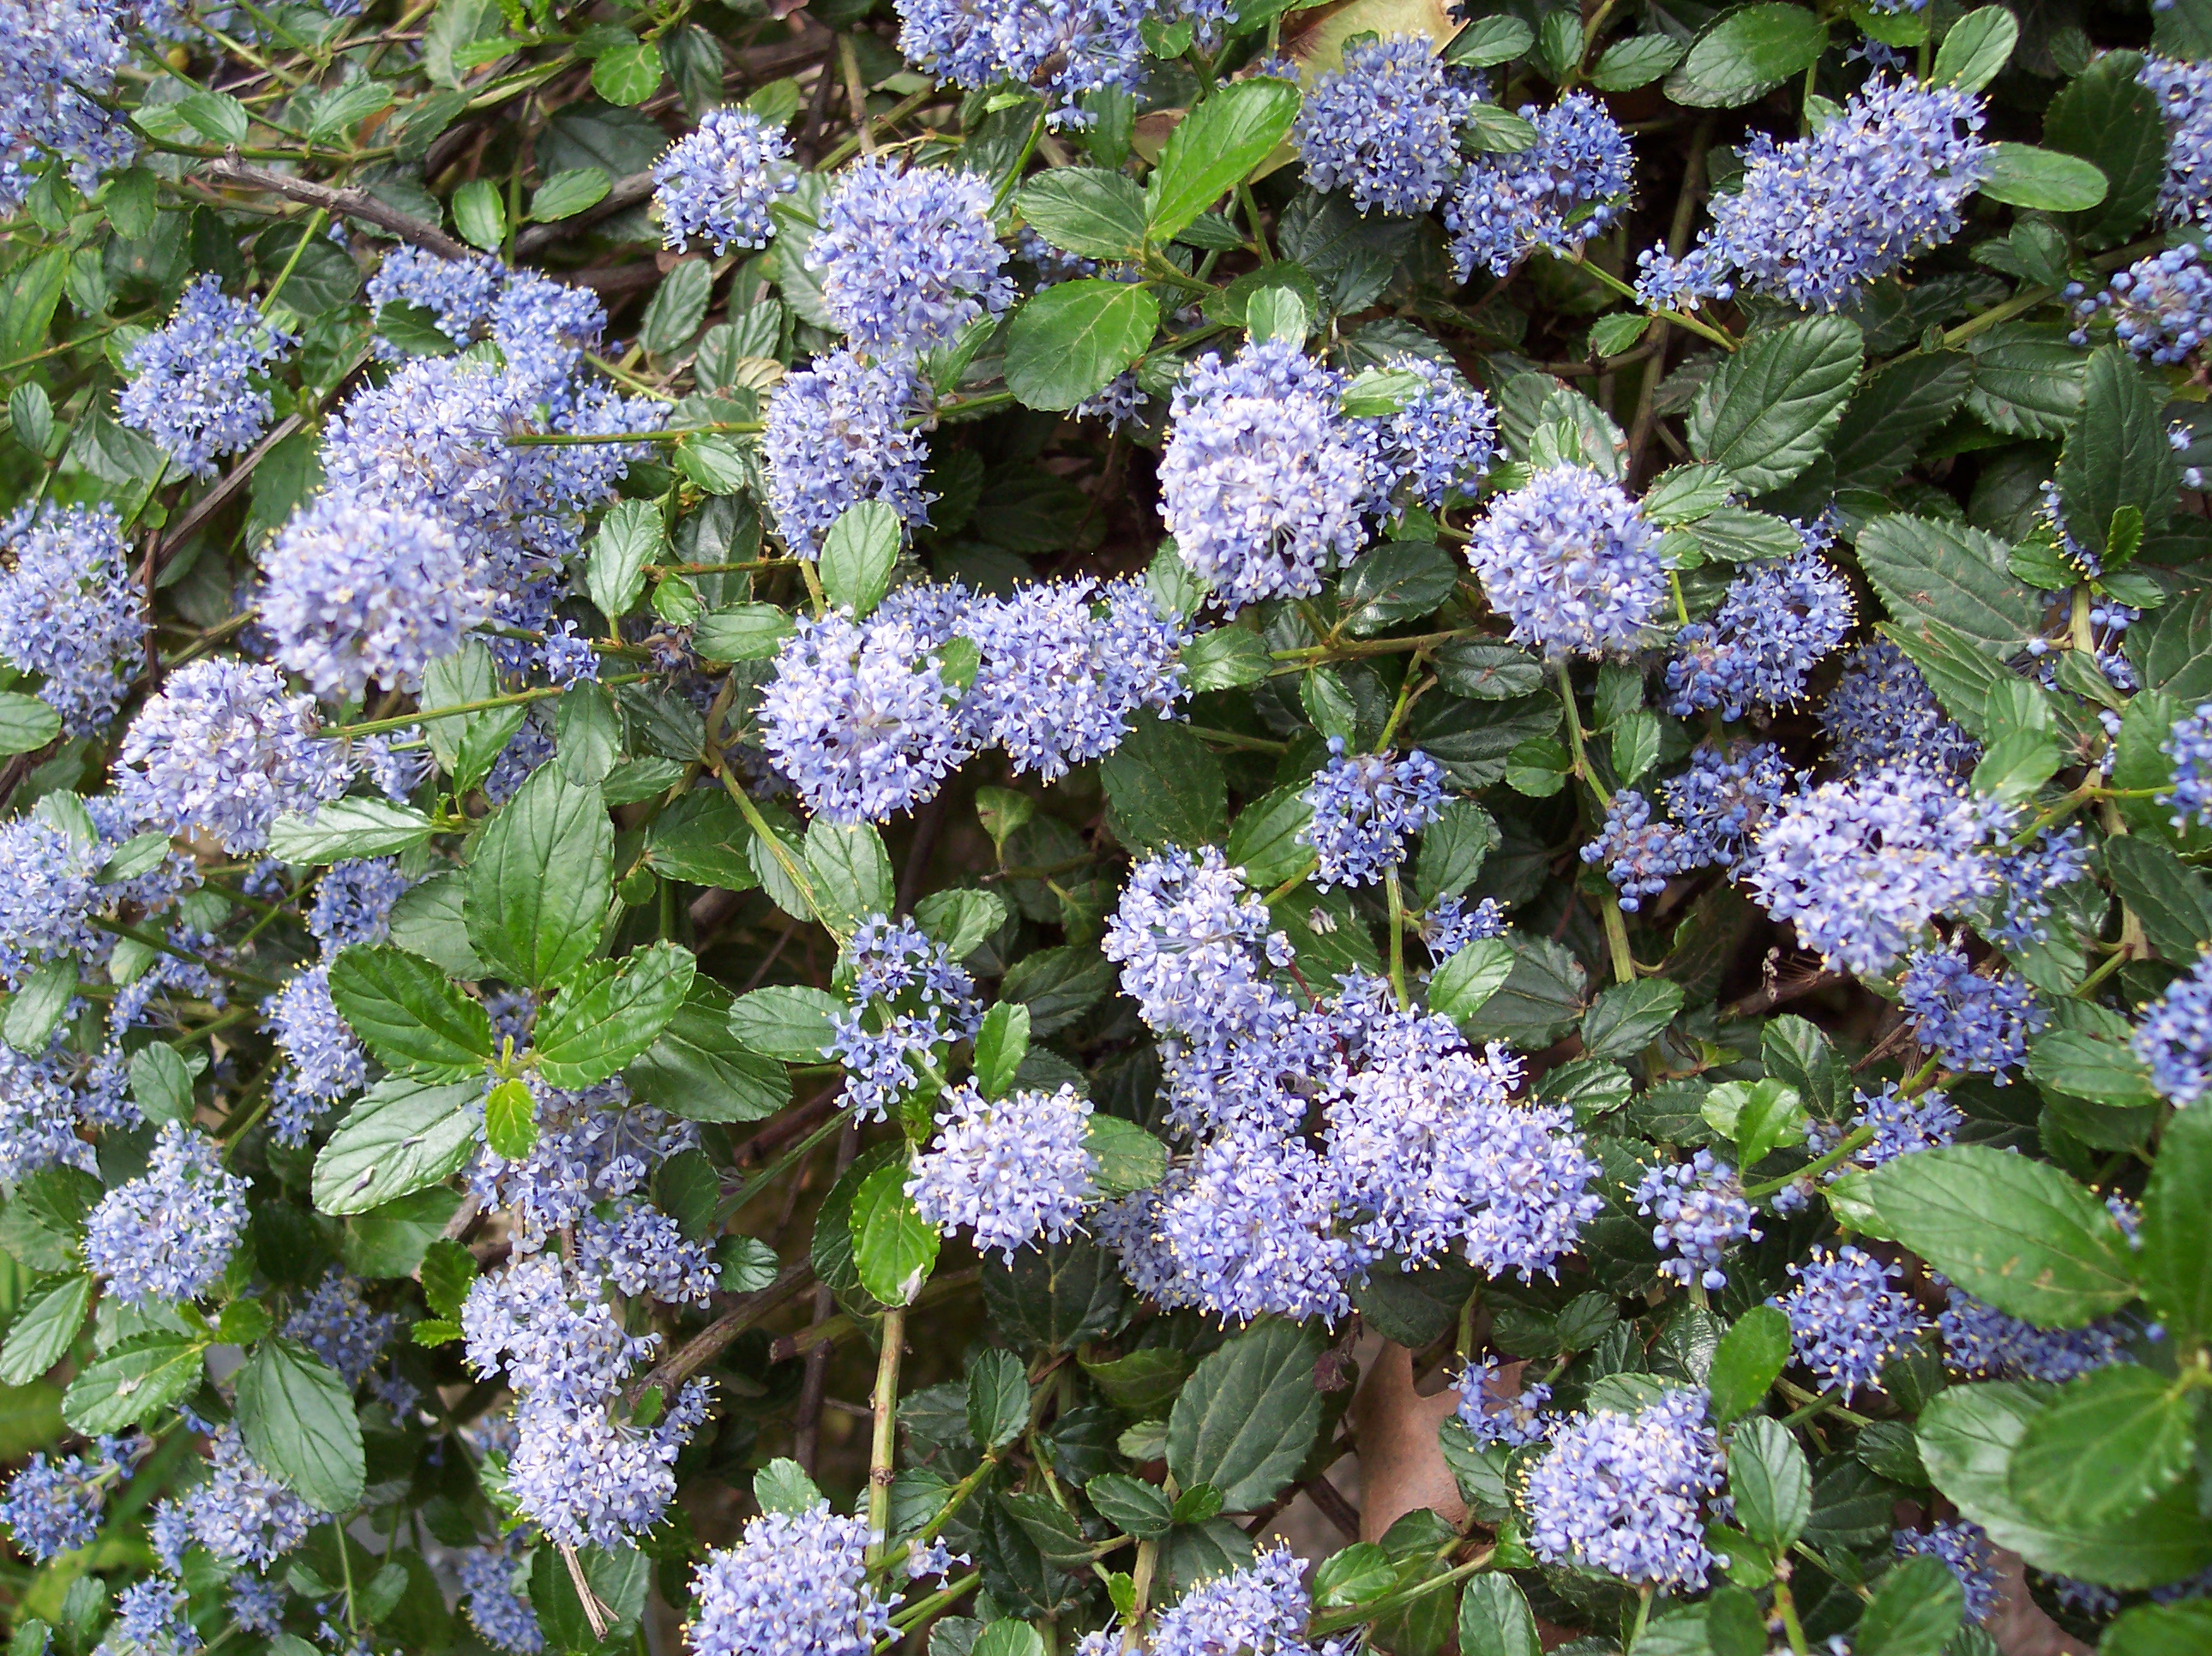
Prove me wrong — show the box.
[627,1260,812,1404]
[200,149,473,259]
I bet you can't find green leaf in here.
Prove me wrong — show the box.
[1829,352,1972,491]
[1427,936,1514,1023]
[911,888,1007,961]
[1181,627,1271,691]
[980,1237,1126,1352]
[2024,1029,2157,1106]
[1100,718,1227,853]
[1707,1305,1790,1424]
[1866,1146,2137,1327]
[236,1338,366,1512]
[1917,1382,2212,1587]
[804,820,894,938]
[343,1186,461,1278]
[483,1077,536,1161]
[1704,1077,1806,1169]
[592,38,664,105]
[178,87,250,144]
[1006,279,1159,411]
[818,500,900,620]
[973,1002,1030,1099]
[1587,310,1654,357]
[2043,50,2167,249]
[328,945,494,1082]
[623,980,789,1124]
[530,165,610,220]
[1932,7,2017,91]
[1728,1416,1811,1550]
[463,764,613,988]
[1590,34,1684,92]
[1457,1575,1541,1656]
[2106,837,2212,963]
[535,943,697,1089]
[266,799,436,864]
[1965,323,2086,437]
[1414,800,1498,904]
[1432,639,1545,700]
[1085,1115,1167,1197]
[0,1275,91,1386]
[1856,514,2048,652]
[1166,1319,1325,1512]
[419,1239,478,1320]
[1852,1555,1963,1656]
[311,1078,483,1215]
[693,603,794,663]
[1463,104,1537,154]
[1144,79,1301,244]
[851,1163,938,1305]
[1339,542,1457,636]
[63,1334,202,1433]
[586,497,664,622]
[1687,315,1863,492]
[728,984,842,1062]
[1014,169,1148,260]
[124,1043,193,1129]
[1454,933,1586,1047]
[450,178,506,252]
[1977,143,2108,210]
[1444,14,1534,67]
[2056,345,2179,567]
[640,256,712,356]
[1579,977,1681,1059]
[1970,728,2065,804]
[2007,1364,2197,1527]
[3,957,72,1054]
[967,1348,1029,1451]
[1086,1472,1174,1538]
[2141,1101,2212,1339]
[2103,1603,2212,1656]
[1001,946,1115,1037]
[1666,4,1828,108]
[0,693,59,756]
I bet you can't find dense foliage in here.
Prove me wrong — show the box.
[3,0,2212,1654]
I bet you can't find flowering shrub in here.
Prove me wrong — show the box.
[0,3,2210,1656]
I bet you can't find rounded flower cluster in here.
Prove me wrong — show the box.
[1295,34,1475,217]
[118,273,297,479]
[1455,1355,1549,1448]
[0,502,146,735]
[2076,243,2212,364]
[1819,638,1981,778]
[1374,356,1497,513]
[1524,1388,1724,1590]
[761,351,935,561]
[1299,739,1446,890]
[2142,56,2212,227]
[808,159,1014,357]
[688,1501,895,1656]
[1898,946,2044,1082]
[652,106,796,255]
[1665,552,1854,720]
[1776,1245,1928,1399]
[906,1081,1097,1261]
[1633,1149,1758,1290]
[828,915,985,1120]
[895,0,1154,123]
[82,1122,251,1305]
[1464,465,1662,657]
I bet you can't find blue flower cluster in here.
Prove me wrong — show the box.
[688,1500,896,1656]
[808,159,1014,357]
[1295,35,1476,217]
[118,274,297,479]
[1819,638,1981,778]
[1465,465,1662,657]
[1776,1245,1927,1398]
[1446,93,1633,279]
[761,351,936,561]
[2137,948,2212,1106]
[1665,553,1853,719]
[2074,243,2212,364]
[909,1081,1097,1260]
[1299,739,1446,890]
[1896,1521,2002,1624]
[2162,699,2212,829]
[0,0,135,210]
[0,502,145,735]
[895,0,1157,124]
[652,105,796,254]
[0,1435,132,1561]
[2143,56,2212,227]
[1524,1387,1723,1589]
[81,1121,250,1305]
[1638,77,1990,312]
[1938,1287,2131,1383]
[828,915,984,1119]
[1899,945,2044,1081]
[1454,1355,1549,1447]
[1633,1149,1758,1289]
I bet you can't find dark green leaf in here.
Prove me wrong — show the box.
[328,945,494,1082]
[2043,49,2167,248]
[1006,280,1159,411]
[644,790,757,891]
[1015,170,1148,260]
[1085,1115,1167,1196]
[1223,786,1316,891]
[1855,514,2047,651]
[311,1079,483,1215]
[1427,936,1514,1023]
[1444,14,1534,67]
[2024,1029,2157,1106]
[237,1338,367,1512]
[343,1186,461,1278]
[586,498,664,624]
[1829,353,1971,491]
[851,1163,937,1305]
[1687,315,1863,491]
[1707,1305,1789,1424]
[2007,1364,2197,1527]
[980,1238,1127,1351]
[2056,345,2179,567]
[967,1348,1029,1451]
[692,603,794,663]
[1166,1319,1324,1511]
[1728,1416,1810,1550]
[531,166,610,221]
[1866,1147,2137,1326]
[0,693,59,757]
[1432,640,1544,700]
[1001,947,1115,1037]
[1978,144,2108,210]
[727,984,842,1062]
[1580,978,1683,1060]
[1590,34,1684,91]
[1458,1575,1540,1656]
[2102,1603,2212,1656]
[463,765,613,988]
[1852,1555,1963,1656]
[1452,933,1585,1046]
[535,942,697,1089]
[2141,1102,2212,1339]
[804,820,894,938]
[1964,324,2085,438]
[1666,4,1829,108]
[1101,719,1226,853]
[1931,6,2016,91]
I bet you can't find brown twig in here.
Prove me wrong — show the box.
[200,150,472,259]
[627,1260,812,1404]
[796,1119,861,1473]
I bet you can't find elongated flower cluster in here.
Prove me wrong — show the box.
[688,1501,896,1656]
[1,1436,130,1560]
[1665,553,1853,720]
[1300,740,1446,890]
[283,1269,396,1388]
[0,0,135,211]
[2162,700,2212,830]
[828,915,983,1119]
[365,244,503,351]
[1638,77,1990,311]
[1295,35,1475,216]
[1374,357,1497,512]
[1899,947,2043,1082]
[1937,1288,2131,1384]
[1660,742,1794,872]
[653,105,796,254]
[896,0,1154,123]
[119,274,297,479]
[1105,1546,1326,1656]
[907,1081,1097,1260]
[761,351,935,560]
[0,792,194,988]
[0,502,145,735]
[1896,1522,2001,1623]
[460,1542,544,1654]
[1464,465,1662,657]
[1524,1388,1723,1590]
[2142,56,2212,228]
[189,1426,316,1569]
[469,1079,700,1252]
[1446,93,1633,279]
[2137,948,2212,1106]
[82,1121,250,1305]
[808,159,1013,357]
[118,660,351,854]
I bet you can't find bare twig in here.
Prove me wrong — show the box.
[628,1260,812,1404]
[201,150,472,259]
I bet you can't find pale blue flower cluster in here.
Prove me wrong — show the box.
[688,1501,896,1656]
[1455,1355,1549,1447]
[308,859,412,951]
[761,350,935,560]
[1666,553,1853,720]
[652,105,796,254]
[1896,1521,2000,1624]
[1524,1388,1723,1589]
[1446,93,1633,279]
[1661,741,1794,872]
[828,915,983,1119]
[117,660,352,854]
[2074,243,2212,364]
[808,159,1014,357]
[467,1079,698,1251]
[1464,465,1662,657]
[1159,339,1382,614]
[225,1575,284,1637]
[1102,846,1295,1068]
[907,1081,1097,1260]
[82,1121,251,1305]
[1116,1545,1325,1656]
[1776,1245,1927,1399]
[189,1425,316,1569]
[283,1269,396,1388]
[1938,1287,2131,1383]
[0,792,194,989]
[263,963,365,1144]
[1295,35,1476,216]
[1633,1149,1758,1289]
[365,243,503,351]
[2142,56,2212,227]
[1636,77,1990,312]
[1583,790,1692,912]
[460,1542,544,1655]
[1842,1081,1962,1168]
[1300,739,1446,890]
[1819,638,1980,778]
[0,502,145,735]
[1899,947,2043,1082]
[578,1203,721,1305]
[1746,765,2006,977]
[0,0,135,210]
[895,0,1155,124]
[2162,700,2212,829]
[2137,948,2212,1106]
[1422,894,1506,960]
[1374,357,1497,513]
[119,273,298,478]
[0,1435,130,1560]
[99,1577,197,1656]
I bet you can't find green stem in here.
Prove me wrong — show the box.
[323,673,647,737]
[1744,1125,1871,1198]
[1307,1552,1492,1637]
[1386,870,1408,1011]
[880,1572,982,1645]
[714,764,835,939]
[866,1305,905,1562]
